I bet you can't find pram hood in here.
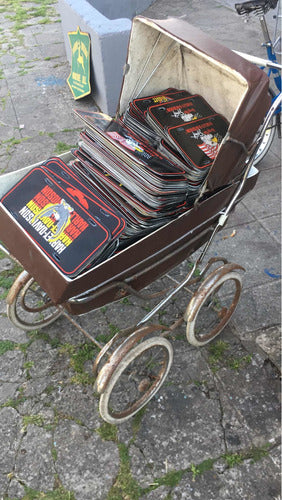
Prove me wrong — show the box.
[118,16,270,191]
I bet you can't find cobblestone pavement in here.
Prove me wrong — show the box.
[0,1,281,499]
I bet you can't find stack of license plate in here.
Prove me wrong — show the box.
[126,91,228,182]
[123,88,191,145]
[1,157,126,277]
[70,89,228,249]
[145,94,229,184]
[72,109,190,241]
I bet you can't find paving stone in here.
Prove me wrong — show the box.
[171,447,281,499]
[246,166,281,220]
[46,307,112,347]
[37,41,67,60]
[49,384,100,429]
[165,259,194,286]
[0,407,22,474]
[171,469,223,500]
[217,359,281,448]
[129,384,225,488]
[103,299,153,331]
[6,479,26,500]
[0,350,24,383]
[3,136,57,173]
[26,340,61,378]
[44,316,89,346]
[0,78,9,98]
[0,257,14,272]
[269,443,281,469]
[18,352,75,402]
[79,306,120,338]
[21,376,54,400]
[259,214,281,245]
[6,70,65,94]
[54,420,119,500]
[0,316,29,344]
[217,450,281,500]
[237,325,281,370]
[209,221,281,289]
[233,280,281,332]
[225,201,255,228]
[4,46,43,67]
[0,93,20,131]
[14,424,55,491]
[15,394,49,417]
[260,137,281,165]
[33,25,64,46]
[141,485,171,499]
[0,382,19,405]
[168,340,213,386]
[255,325,281,369]
[0,129,23,152]
[7,100,68,136]
[143,0,257,53]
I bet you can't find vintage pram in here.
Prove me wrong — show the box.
[0,16,279,424]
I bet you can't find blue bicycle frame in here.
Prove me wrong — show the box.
[259,11,281,116]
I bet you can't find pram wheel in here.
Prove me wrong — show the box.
[6,270,61,331]
[99,336,173,424]
[185,264,243,346]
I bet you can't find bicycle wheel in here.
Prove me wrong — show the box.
[186,270,242,347]
[254,88,277,165]
[7,271,61,331]
[99,337,173,424]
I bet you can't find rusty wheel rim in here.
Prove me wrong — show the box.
[20,278,54,313]
[7,273,61,330]
[193,277,241,344]
[108,346,169,420]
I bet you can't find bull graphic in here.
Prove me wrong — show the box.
[31,199,73,242]
[172,109,200,122]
